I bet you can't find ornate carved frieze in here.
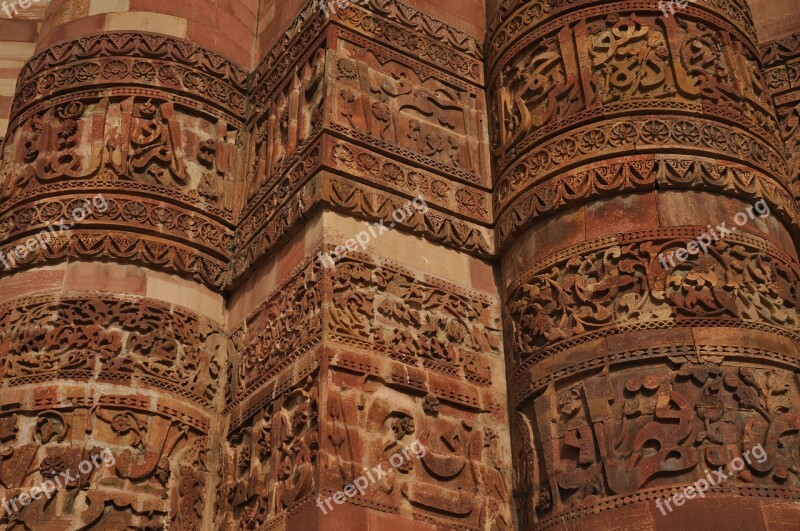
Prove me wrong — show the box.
[10,33,248,122]
[0,294,228,409]
[488,0,758,69]
[223,249,509,528]
[319,364,510,530]
[0,390,213,529]
[513,356,800,528]
[506,232,799,378]
[0,31,245,287]
[762,31,800,202]
[333,1,483,85]
[496,156,800,249]
[489,5,786,245]
[0,293,226,529]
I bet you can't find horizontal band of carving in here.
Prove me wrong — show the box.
[0,390,211,434]
[0,174,236,226]
[2,96,239,216]
[327,139,491,223]
[8,85,244,142]
[492,34,779,170]
[495,107,782,184]
[0,230,228,288]
[230,171,494,285]
[326,251,501,383]
[496,157,800,249]
[506,232,800,377]
[358,0,482,60]
[334,3,483,85]
[0,194,233,259]
[337,29,479,93]
[508,224,800,311]
[495,116,789,215]
[488,0,756,69]
[0,294,226,410]
[514,339,800,408]
[229,248,500,409]
[328,123,486,188]
[11,32,249,123]
[330,349,499,413]
[0,390,211,527]
[515,357,800,528]
[324,174,493,256]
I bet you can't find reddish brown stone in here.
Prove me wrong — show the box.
[0,0,798,530]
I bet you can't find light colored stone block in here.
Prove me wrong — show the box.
[104,11,187,38]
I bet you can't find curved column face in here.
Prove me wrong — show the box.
[489,0,798,246]
[0,4,241,530]
[0,33,248,288]
[488,1,800,529]
[0,270,229,529]
[764,33,800,203]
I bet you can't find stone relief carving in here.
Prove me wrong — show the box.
[0,0,797,528]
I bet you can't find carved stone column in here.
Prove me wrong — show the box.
[221,1,513,529]
[0,1,254,528]
[489,0,800,528]
[763,32,800,203]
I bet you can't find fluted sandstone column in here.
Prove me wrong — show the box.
[488,0,800,529]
